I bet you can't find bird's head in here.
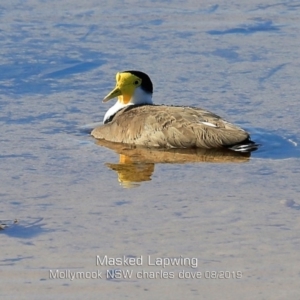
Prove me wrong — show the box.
[103,70,153,106]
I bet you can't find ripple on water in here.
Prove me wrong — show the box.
[249,128,300,159]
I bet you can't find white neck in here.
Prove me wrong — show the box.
[103,87,153,123]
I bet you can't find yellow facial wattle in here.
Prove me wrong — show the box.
[102,72,142,104]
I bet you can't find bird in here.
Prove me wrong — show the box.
[91,70,258,152]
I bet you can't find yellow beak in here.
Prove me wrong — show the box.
[102,87,122,103]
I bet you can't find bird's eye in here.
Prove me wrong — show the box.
[134,80,139,85]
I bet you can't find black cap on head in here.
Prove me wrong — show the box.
[124,70,153,94]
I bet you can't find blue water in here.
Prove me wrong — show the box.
[1,1,300,299]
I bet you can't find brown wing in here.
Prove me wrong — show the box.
[91,105,249,149]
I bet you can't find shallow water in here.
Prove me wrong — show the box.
[1,1,300,299]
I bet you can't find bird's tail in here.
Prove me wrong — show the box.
[227,139,260,153]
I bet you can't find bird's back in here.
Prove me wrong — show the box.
[91,104,252,149]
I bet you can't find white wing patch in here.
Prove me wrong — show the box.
[201,121,218,127]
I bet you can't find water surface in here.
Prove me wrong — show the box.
[1,1,300,299]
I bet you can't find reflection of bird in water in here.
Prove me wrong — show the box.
[96,140,251,188]
[91,70,259,152]
[106,155,154,189]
